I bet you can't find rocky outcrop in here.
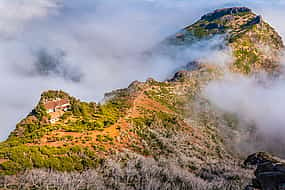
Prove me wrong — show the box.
[205,23,224,30]
[244,152,285,190]
[244,15,262,27]
[201,7,251,21]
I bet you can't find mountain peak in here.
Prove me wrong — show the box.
[170,7,284,73]
[180,6,258,40]
[201,7,252,21]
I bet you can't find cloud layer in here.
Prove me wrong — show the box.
[204,72,285,156]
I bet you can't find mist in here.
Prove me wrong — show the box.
[201,2,285,157]
[0,0,285,142]
[204,72,285,155]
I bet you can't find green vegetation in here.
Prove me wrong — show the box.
[0,90,131,174]
[63,97,130,132]
[230,23,282,73]
[96,134,113,143]
[130,111,180,155]
[9,90,130,142]
[40,90,70,101]
[47,135,74,143]
[32,102,48,121]
[177,8,283,74]
[232,36,260,73]
[144,85,178,112]
[0,144,102,175]
[193,27,211,39]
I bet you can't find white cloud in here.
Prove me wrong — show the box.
[204,72,285,156]
[0,0,59,36]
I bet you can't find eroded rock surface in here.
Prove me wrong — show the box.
[245,152,285,190]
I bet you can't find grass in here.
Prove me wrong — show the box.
[144,86,178,112]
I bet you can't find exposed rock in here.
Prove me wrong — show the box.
[205,23,224,30]
[201,7,251,21]
[244,16,262,27]
[221,15,235,22]
[169,70,190,82]
[185,60,201,70]
[168,63,211,82]
[244,152,285,190]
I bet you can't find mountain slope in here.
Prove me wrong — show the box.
[168,7,284,73]
[1,66,253,189]
[0,67,230,174]
[0,7,284,189]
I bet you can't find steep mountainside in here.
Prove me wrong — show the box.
[0,7,284,190]
[1,67,253,189]
[167,7,284,73]
[1,67,231,174]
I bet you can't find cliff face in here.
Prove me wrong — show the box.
[0,7,284,190]
[169,7,284,73]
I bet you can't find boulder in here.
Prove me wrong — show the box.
[244,152,285,190]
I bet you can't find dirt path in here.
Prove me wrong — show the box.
[0,159,8,164]
[27,85,175,148]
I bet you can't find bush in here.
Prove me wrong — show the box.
[0,145,100,175]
